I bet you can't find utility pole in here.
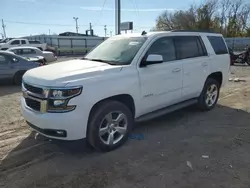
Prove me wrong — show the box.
[73,17,79,33]
[89,23,92,31]
[2,19,6,38]
[104,25,107,37]
[115,0,121,35]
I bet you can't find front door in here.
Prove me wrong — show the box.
[9,40,21,48]
[137,36,183,115]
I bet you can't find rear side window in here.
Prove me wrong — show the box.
[174,36,207,60]
[29,41,41,44]
[22,49,36,54]
[207,36,228,55]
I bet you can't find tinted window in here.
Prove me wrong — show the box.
[10,40,20,45]
[21,40,27,44]
[29,40,40,44]
[207,36,228,55]
[147,37,176,62]
[174,36,206,59]
[22,49,36,54]
[12,49,22,55]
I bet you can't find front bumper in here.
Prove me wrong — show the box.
[21,97,88,140]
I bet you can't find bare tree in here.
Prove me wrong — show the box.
[154,0,250,36]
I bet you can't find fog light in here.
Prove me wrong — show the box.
[53,100,65,106]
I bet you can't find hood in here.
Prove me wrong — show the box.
[23,59,122,87]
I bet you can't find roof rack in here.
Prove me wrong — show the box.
[171,29,218,33]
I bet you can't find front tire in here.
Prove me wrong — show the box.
[88,100,134,152]
[13,71,25,85]
[197,78,220,111]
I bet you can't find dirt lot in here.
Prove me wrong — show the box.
[1,65,250,188]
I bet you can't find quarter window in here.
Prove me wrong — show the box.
[147,37,176,62]
[207,36,228,55]
[174,36,206,60]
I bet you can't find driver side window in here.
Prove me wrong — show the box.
[147,37,176,62]
[10,40,20,45]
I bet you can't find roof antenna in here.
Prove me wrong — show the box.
[141,31,147,35]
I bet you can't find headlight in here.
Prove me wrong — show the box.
[50,87,82,98]
[47,86,82,113]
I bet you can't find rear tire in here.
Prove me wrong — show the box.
[13,71,25,85]
[88,100,134,152]
[197,78,220,111]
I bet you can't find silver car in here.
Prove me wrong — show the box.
[0,51,40,84]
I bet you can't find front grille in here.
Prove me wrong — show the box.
[23,83,43,94]
[25,98,41,111]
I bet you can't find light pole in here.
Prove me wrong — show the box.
[104,25,107,37]
[115,0,121,35]
[73,17,79,33]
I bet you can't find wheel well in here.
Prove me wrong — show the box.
[86,94,135,140]
[89,94,135,119]
[207,72,223,86]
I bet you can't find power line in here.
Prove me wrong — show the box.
[93,0,107,26]
[4,20,154,29]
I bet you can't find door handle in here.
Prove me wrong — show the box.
[172,68,181,73]
[202,62,208,67]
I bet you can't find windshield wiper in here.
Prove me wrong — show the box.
[82,57,118,65]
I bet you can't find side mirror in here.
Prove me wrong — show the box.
[141,54,163,67]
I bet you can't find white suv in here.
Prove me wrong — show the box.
[21,30,230,151]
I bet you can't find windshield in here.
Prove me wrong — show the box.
[84,37,147,65]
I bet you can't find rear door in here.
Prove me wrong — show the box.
[174,36,210,100]
[21,40,28,46]
[22,48,37,58]
[0,54,12,80]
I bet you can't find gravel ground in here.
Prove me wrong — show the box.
[1,65,250,188]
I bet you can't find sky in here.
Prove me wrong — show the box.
[1,0,200,38]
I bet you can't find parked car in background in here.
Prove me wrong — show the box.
[0,51,41,84]
[7,46,57,63]
[0,38,47,51]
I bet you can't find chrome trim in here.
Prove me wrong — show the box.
[22,81,82,113]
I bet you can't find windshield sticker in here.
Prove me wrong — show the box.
[129,42,140,45]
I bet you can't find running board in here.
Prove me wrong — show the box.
[135,99,198,122]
